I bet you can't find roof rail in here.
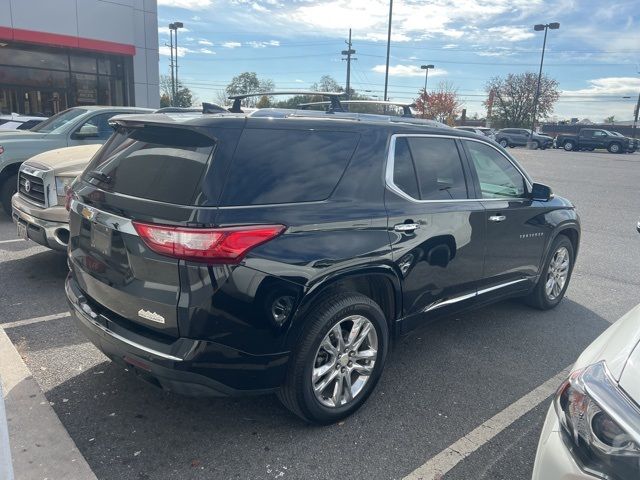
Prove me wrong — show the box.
[297,100,415,117]
[228,91,345,113]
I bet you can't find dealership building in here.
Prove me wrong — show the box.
[0,0,159,116]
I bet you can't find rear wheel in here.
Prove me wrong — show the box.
[563,141,575,151]
[608,143,621,154]
[0,174,17,217]
[531,140,539,150]
[525,235,574,310]
[277,292,389,424]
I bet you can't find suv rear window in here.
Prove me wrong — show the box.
[83,126,215,205]
[219,128,359,206]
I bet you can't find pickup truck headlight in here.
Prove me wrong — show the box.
[555,361,640,480]
[55,176,76,196]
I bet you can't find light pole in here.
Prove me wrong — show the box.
[383,0,393,102]
[632,91,640,140]
[169,21,183,106]
[420,64,434,118]
[528,22,559,149]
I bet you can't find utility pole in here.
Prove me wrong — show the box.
[383,0,393,102]
[342,29,356,101]
[168,24,175,105]
[632,91,640,139]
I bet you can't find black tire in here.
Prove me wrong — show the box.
[525,235,575,310]
[0,174,17,217]
[563,141,575,151]
[608,143,622,154]
[277,292,389,424]
[499,139,509,148]
[531,140,539,150]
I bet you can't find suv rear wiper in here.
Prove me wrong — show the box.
[86,171,112,184]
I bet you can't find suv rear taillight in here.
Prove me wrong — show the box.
[132,222,285,264]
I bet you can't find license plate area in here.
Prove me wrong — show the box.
[16,221,28,240]
[90,222,112,255]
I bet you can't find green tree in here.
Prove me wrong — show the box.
[604,115,616,124]
[485,72,559,128]
[159,74,196,107]
[311,75,344,93]
[226,72,275,107]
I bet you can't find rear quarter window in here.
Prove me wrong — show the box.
[219,128,360,206]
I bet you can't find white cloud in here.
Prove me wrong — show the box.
[222,41,242,48]
[562,77,640,97]
[159,45,191,57]
[251,2,270,13]
[157,0,212,9]
[371,64,448,78]
[198,39,213,46]
[485,26,535,42]
[443,44,458,49]
[246,40,280,48]
[295,79,304,83]
[199,48,216,54]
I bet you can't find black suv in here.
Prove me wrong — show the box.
[65,106,580,424]
[495,128,553,149]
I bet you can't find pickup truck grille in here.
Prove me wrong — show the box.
[18,171,46,206]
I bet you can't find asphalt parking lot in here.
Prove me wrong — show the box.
[1,148,639,480]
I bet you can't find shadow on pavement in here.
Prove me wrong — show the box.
[40,297,609,480]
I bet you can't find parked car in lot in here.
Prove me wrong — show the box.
[0,113,47,131]
[11,144,101,250]
[495,128,553,149]
[455,126,496,140]
[556,128,637,153]
[0,105,152,216]
[65,103,580,424]
[532,302,640,480]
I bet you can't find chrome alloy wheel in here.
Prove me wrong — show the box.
[545,246,570,300]
[311,315,378,408]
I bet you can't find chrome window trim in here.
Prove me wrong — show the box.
[424,278,528,312]
[69,199,138,236]
[385,133,533,204]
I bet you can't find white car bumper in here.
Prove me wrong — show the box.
[532,405,598,480]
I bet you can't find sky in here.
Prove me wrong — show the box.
[156,0,640,122]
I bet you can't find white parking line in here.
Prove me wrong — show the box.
[403,366,571,480]
[2,312,71,330]
[0,239,24,245]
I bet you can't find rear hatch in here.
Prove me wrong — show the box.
[68,121,232,338]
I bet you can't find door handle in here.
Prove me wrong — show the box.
[394,223,420,232]
[489,215,506,223]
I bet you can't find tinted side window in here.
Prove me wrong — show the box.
[83,127,215,205]
[407,137,468,200]
[465,141,526,199]
[392,137,420,199]
[220,129,359,206]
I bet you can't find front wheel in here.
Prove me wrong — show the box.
[499,139,509,148]
[563,141,575,151]
[608,143,621,154]
[525,235,575,310]
[0,174,17,217]
[277,292,389,424]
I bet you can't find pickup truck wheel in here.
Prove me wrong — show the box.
[608,143,621,154]
[499,139,508,148]
[0,174,17,217]
[277,292,388,424]
[525,235,574,310]
[563,141,575,151]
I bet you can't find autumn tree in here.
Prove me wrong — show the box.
[485,72,559,128]
[414,81,462,124]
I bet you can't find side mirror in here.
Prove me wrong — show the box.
[74,124,99,139]
[530,182,553,201]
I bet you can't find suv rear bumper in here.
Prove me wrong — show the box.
[11,195,69,251]
[65,273,290,397]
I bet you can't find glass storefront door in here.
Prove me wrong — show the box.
[0,88,68,116]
